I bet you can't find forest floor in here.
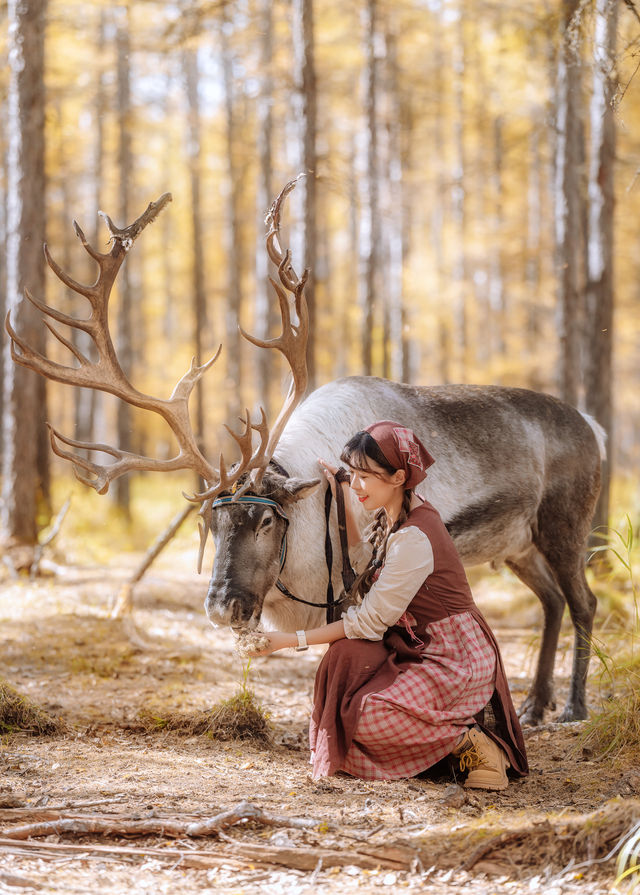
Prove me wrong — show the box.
[1,547,639,895]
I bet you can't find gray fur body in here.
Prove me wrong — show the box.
[205,376,604,726]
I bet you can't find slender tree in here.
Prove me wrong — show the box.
[2,0,49,545]
[221,14,244,426]
[254,0,276,413]
[359,0,380,377]
[585,0,618,531]
[554,0,584,407]
[183,48,207,455]
[292,0,318,390]
[452,3,470,381]
[113,5,133,515]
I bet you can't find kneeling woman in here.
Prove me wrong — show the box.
[247,421,528,789]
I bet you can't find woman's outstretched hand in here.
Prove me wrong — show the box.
[239,631,293,658]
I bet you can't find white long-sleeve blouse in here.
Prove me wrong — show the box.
[342,526,435,640]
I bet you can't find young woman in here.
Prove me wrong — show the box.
[246,421,528,789]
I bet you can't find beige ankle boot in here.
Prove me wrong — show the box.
[453,727,509,791]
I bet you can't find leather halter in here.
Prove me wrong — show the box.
[208,463,355,624]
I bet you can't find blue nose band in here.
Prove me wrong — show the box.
[210,495,289,572]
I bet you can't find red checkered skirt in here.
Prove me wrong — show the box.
[326,611,496,781]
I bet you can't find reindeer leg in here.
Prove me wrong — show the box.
[505,548,566,726]
[543,563,596,722]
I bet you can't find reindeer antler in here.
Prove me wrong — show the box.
[6,180,310,567]
[6,193,224,493]
[189,175,309,502]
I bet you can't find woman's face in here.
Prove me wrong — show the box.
[347,459,405,512]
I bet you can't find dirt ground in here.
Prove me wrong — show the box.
[1,550,639,895]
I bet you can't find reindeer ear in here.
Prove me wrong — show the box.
[281,477,322,502]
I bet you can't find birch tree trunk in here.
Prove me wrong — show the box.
[554,0,584,407]
[2,0,49,544]
[113,6,133,515]
[452,5,469,381]
[254,0,275,413]
[585,0,617,532]
[292,0,318,390]
[183,49,207,457]
[221,18,244,425]
[383,24,408,383]
[359,0,380,377]
[0,108,7,453]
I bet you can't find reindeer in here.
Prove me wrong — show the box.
[6,181,605,727]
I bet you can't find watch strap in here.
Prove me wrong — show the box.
[295,629,309,651]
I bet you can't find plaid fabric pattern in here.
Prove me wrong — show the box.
[338,611,496,781]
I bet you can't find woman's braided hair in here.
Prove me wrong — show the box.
[340,431,413,603]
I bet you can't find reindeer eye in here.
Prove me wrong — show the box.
[258,513,274,532]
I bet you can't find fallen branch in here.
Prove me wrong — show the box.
[0,837,250,871]
[111,504,196,618]
[0,834,415,873]
[1,800,324,841]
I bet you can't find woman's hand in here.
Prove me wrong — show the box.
[318,457,339,497]
[239,630,294,658]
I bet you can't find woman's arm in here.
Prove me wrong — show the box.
[243,619,346,657]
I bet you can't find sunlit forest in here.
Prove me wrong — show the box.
[1,0,639,539]
[3,4,640,892]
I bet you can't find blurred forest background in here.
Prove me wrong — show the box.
[1,0,638,549]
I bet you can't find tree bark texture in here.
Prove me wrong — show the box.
[114,7,133,515]
[359,0,380,377]
[2,0,49,544]
[452,4,470,381]
[292,0,318,390]
[221,18,244,428]
[183,49,207,457]
[585,0,617,531]
[75,10,107,453]
[254,0,276,414]
[554,0,585,408]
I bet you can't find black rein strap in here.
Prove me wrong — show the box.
[272,462,355,624]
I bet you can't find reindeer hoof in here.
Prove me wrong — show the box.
[518,707,544,727]
[557,704,588,723]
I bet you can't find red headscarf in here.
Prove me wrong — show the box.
[365,421,435,490]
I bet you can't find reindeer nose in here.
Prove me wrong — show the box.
[204,586,257,630]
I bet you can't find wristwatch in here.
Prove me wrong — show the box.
[295,630,309,652]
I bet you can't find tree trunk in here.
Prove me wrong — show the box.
[525,122,543,372]
[221,17,243,427]
[292,0,318,390]
[76,9,108,452]
[359,0,380,377]
[585,0,617,533]
[489,113,507,361]
[0,105,7,456]
[452,5,469,381]
[554,0,584,407]
[183,49,207,462]
[113,6,133,515]
[254,0,276,413]
[1,0,49,545]
[383,23,407,383]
